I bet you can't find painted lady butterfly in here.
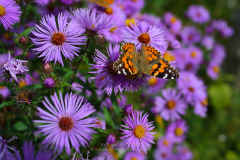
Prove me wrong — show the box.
[113,43,179,79]
[88,0,114,8]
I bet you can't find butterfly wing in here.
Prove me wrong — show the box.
[141,45,179,79]
[113,43,138,76]
[88,0,114,8]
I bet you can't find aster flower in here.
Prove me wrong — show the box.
[177,72,207,104]
[181,26,201,45]
[73,8,114,35]
[186,5,210,24]
[122,21,168,53]
[153,88,187,121]
[3,54,28,82]
[201,36,215,50]
[34,92,97,154]
[17,141,53,160]
[124,152,145,160]
[154,147,174,160]
[193,95,208,117]
[44,77,55,88]
[0,86,10,98]
[166,120,188,143]
[31,13,86,65]
[164,12,182,34]
[174,145,193,160]
[145,77,166,94]
[119,0,144,16]
[211,20,234,38]
[211,44,226,64]
[157,135,174,150]
[0,136,17,160]
[0,0,21,30]
[135,13,161,26]
[91,44,145,95]
[207,61,221,80]
[121,111,155,153]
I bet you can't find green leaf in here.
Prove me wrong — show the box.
[208,83,232,109]
[0,101,15,109]
[103,107,115,129]
[14,121,28,131]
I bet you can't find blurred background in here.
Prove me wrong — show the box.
[143,0,240,159]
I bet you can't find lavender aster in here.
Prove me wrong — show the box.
[31,13,86,65]
[34,92,96,154]
[121,111,155,153]
[181,26,201,45]
[153,88,187,121]
[186,5,210,24]
[0,0,21,30]
[166,120,188,143]
[3,54,28,82]
[122,22,168,53]
[124,152,145,160]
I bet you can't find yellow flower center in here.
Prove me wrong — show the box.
[191,51,197,58]
[163,139,169,147]
[0,86,5,89]
[166,100,176,110]
[163,52,175,62]
[125,18,136,27]
[148,77,158,86]
[109,27,117,33]
[213,66,219,73]
[0,5,6,17]
[131,157,138,160]
[131,0,138,2]
[105,7,113,15]
[134,125,145,138]
[51,32,65,45]
[138,33,150,44]
[58,117,74,131]
[18,80,27,88]
[170,17,177,24]
[175,127,184,136]
[201,98,208,107]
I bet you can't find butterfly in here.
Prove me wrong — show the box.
[88,0,114,8]
[113,43,179,79]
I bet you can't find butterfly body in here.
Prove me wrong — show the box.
[113,43,179,79]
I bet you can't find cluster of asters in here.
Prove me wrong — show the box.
[0,0,233,160]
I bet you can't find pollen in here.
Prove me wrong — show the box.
[105,7,113,15]
[166,100,176,110]
[58,117,74,131]
[191,51,197,58]
[0,5,6,17]
[201,98,208,107]
[107,144,118,160]
[131,157,138,160]
[175,127,184,136]
[213,66,219,73]
[138,33,150,44]
[170,16,177,24]
[148,77,158,86]
[163,52,175,62]
[109,27,117,33]
[125,18,136,27]
[163,139,169,146]
[134,125,146,139]
[51,32,65,45]
[18,80,27,88]
[155,115,164,127]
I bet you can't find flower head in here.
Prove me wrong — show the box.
[73,8,114,35]
[91,44,145,95]
[31,13,86,65]
[121,111,155,153]
[122,22,168,53]
[3,54,28,82]
[186,5,210,24]
[164,12,182,34]
[34,92,96,154]
[166,120,188,143]
[153,88,187,121]
[124,152,145,160]
[0,0,21,30]
[181,26,201,45]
